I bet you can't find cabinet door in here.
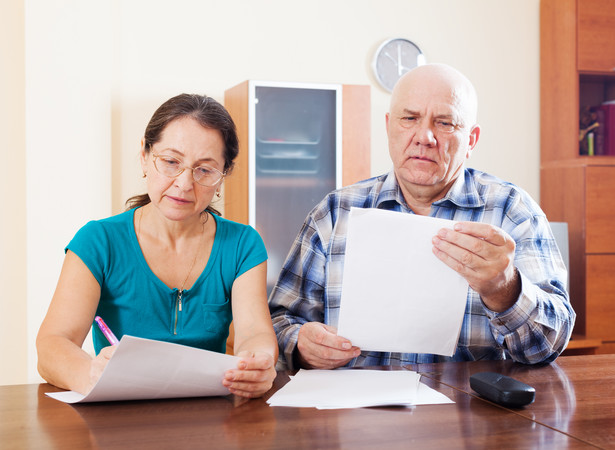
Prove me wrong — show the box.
[586,254,615,340]
[585,166,615,253]
[578,0,615,72]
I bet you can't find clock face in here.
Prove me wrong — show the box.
[373,38,425,92]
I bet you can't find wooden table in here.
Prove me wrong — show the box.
[1,355,613,449]
[415,354,615,449]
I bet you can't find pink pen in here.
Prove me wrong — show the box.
[94,316,119,346]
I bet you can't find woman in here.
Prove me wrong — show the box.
[36,94,277,398]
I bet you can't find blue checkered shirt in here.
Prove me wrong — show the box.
[269,169,575,370]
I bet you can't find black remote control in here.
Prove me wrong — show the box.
[469,372,536,408]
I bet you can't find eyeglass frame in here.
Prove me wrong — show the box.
[150,151,227,187]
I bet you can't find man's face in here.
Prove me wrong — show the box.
[386,71,480,202]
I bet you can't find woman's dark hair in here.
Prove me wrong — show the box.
[125,94,239,216]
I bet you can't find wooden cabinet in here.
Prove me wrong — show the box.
[541,0,615,353]
[578,0,615,72]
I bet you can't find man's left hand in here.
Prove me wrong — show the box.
[432,221,521,312]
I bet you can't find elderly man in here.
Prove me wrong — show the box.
[269,63,575,370]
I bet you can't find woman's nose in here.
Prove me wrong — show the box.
[174,168,195,190]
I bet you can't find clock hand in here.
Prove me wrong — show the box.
[382,51,397,65]
[397,43,403,76]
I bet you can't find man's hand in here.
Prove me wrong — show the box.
[432,221,521,312]
[296,322,361,369]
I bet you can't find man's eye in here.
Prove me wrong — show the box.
[435,120,455,131]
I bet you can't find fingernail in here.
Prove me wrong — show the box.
[238,361,247,370]
[341,342,351,350]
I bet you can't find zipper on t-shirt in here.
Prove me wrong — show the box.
[174,290,184,335]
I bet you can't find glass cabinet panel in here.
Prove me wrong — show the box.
[251,84,340,292]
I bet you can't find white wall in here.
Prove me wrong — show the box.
[2,0,540,384]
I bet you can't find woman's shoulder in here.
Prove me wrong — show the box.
[213,214,256,234]
[212,214,264,247]
[76,209,135,238]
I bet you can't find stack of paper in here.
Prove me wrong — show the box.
[267,369,453,409]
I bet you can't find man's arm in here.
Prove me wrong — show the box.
[432,217,575,363]
[268,212,360,371]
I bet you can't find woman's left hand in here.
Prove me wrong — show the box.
[222,351,276,398]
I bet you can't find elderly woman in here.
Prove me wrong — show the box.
[37,94,277,398]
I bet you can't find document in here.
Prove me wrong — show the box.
[46,335,239,403]
[266,369,453,409]
[337,208,469,356]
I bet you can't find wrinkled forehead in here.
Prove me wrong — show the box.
[391,67,478,124]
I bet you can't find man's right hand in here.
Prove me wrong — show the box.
[296,322,361,369]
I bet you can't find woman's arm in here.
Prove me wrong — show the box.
[223,261,278,398]
[36,250,112,394]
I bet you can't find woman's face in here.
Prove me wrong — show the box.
[140,117,226,223]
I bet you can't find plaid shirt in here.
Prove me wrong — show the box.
[269,169,575,370]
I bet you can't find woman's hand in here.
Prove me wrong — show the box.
[85,345,116,394]
[222,351,276,398]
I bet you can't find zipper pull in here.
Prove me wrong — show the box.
[178,290,183,312]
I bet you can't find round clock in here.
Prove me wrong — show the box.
[372,38,425,92]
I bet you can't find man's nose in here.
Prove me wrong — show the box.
[415,121,437,146]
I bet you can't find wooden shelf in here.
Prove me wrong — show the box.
[541,0,615,353]
[561,335,602,356]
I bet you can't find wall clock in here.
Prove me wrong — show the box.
[372,38,425,92]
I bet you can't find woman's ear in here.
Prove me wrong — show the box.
[139,138,148,175]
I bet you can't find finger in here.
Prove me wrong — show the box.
[433,233,486,271]
[453,222,509,246]
[235,353,274,371]
[225,367,272,384]
[300,346,361,369]
[304,323,353,350]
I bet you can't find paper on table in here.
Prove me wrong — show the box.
[46,335,240,403]
[337,208,469,356]
[266,369,453,409]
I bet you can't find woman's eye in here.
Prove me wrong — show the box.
[162,157,180,166]
[195,166,213,176]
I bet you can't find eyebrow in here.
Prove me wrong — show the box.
[401,109,464,127]
[159,148,219,165]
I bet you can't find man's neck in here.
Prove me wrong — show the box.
[397,178,454,216]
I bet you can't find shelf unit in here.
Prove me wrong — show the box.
[540,0,615,354]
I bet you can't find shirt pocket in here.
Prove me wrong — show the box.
[202,298,232,335]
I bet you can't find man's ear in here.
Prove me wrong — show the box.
[466,124,481,158]
[385,112,391,133]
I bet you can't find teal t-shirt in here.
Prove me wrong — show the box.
[67,208,268,354]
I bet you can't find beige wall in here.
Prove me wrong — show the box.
[2,0,541,384]
[0,0,27,385]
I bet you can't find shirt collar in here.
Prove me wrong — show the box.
[375,168,485,210]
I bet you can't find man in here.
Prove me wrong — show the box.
[269,63,575,370]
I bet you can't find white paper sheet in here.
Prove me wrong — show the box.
[46,335,240,403]
[266,369,453,409]
[336,208,469,356]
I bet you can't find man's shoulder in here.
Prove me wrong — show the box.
[321,173,389,208]
[307,173,389,229]
[466,168,529,195]
[464,168,542,216]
